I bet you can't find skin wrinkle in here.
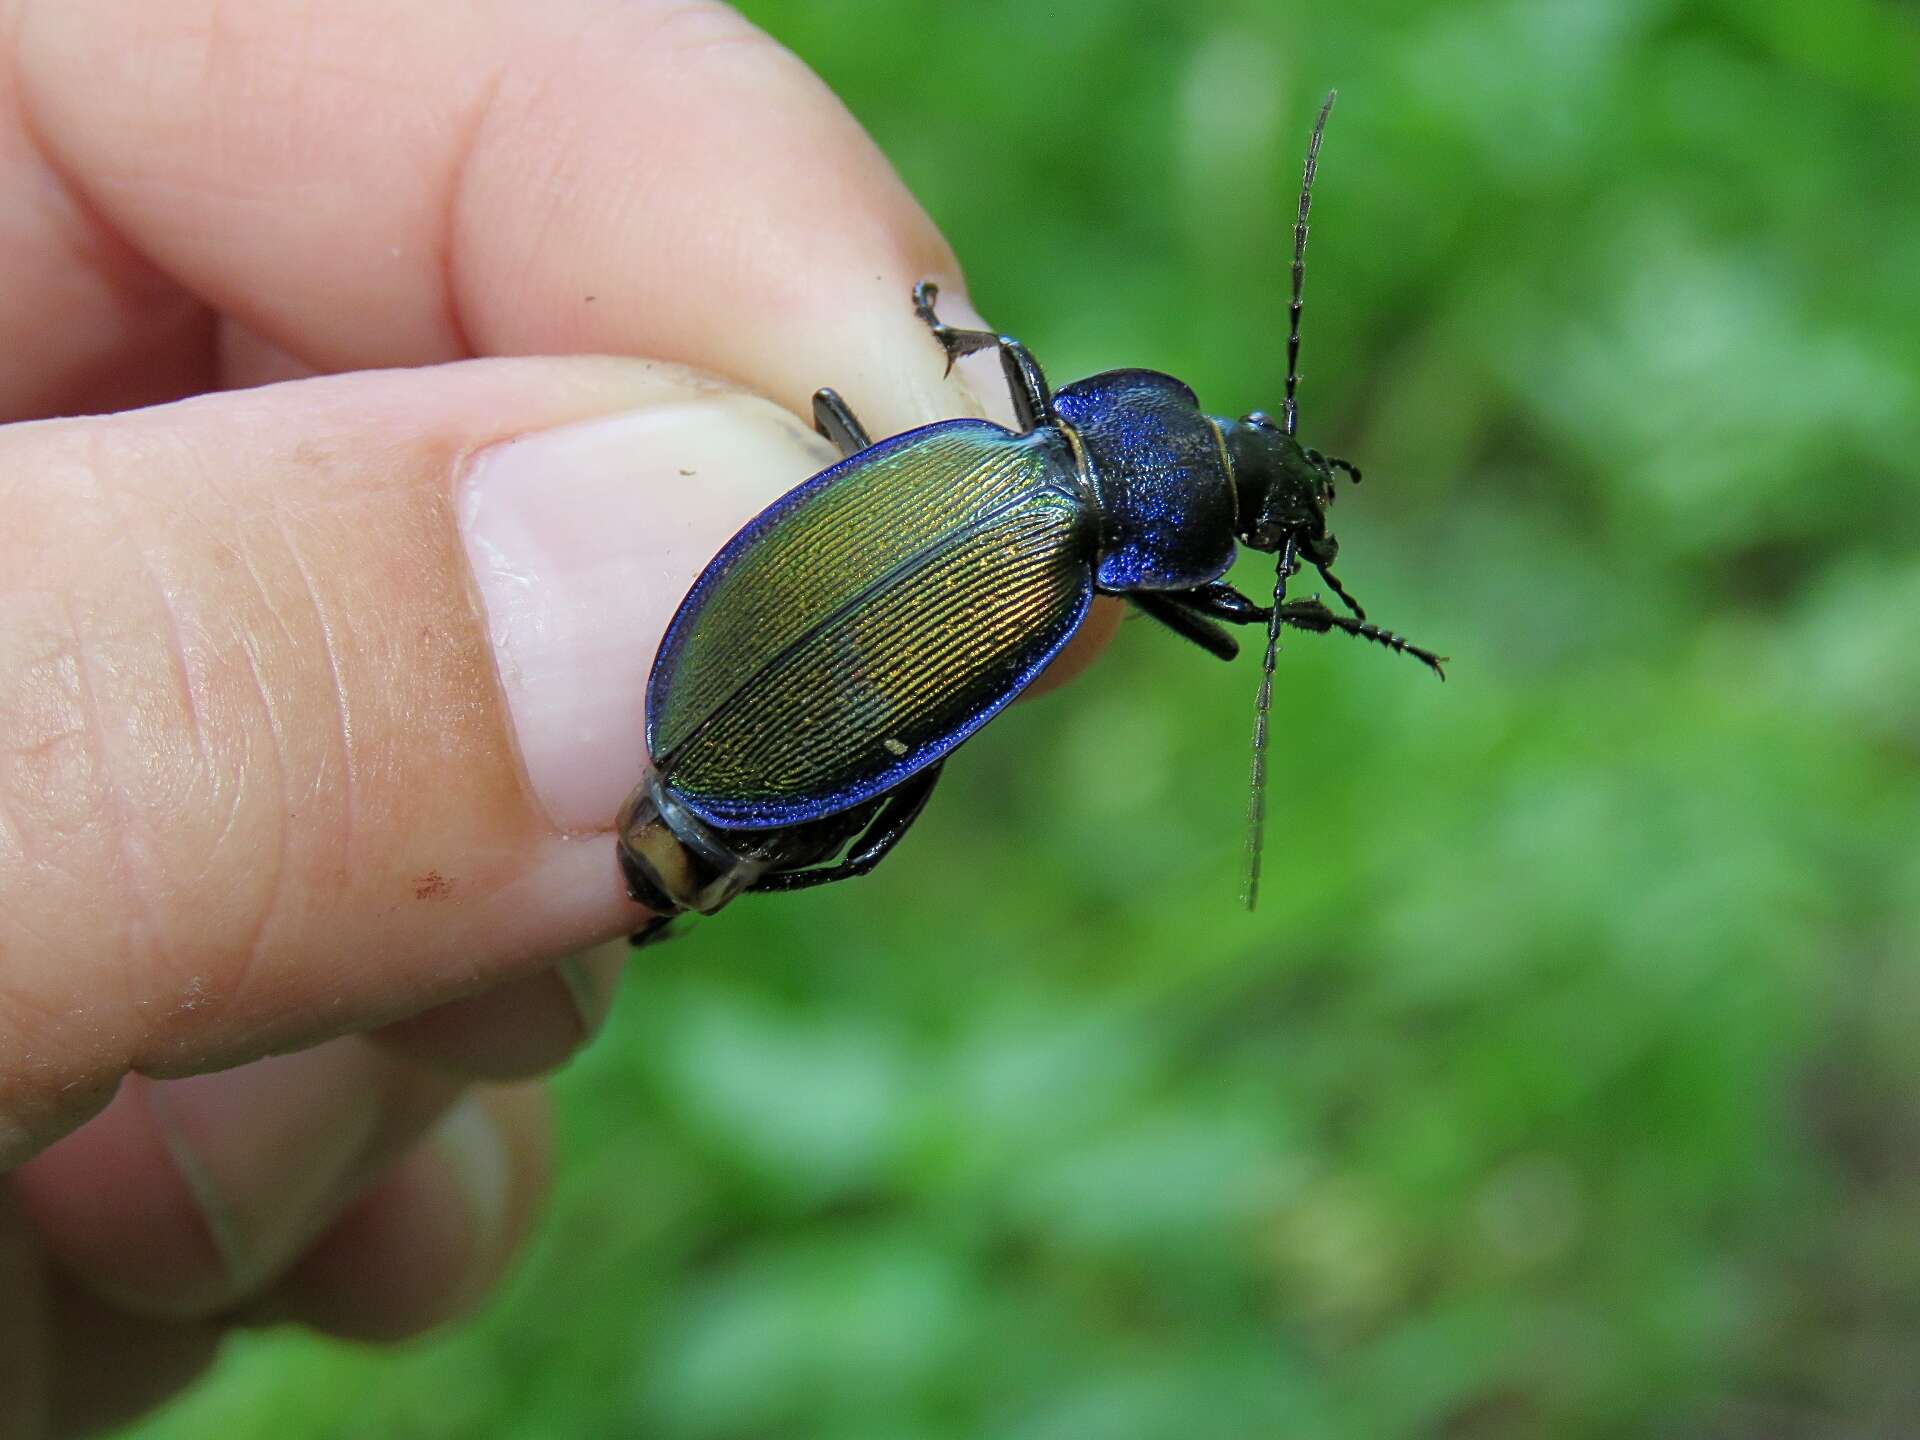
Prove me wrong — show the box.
[0,785,22,865]
[194,422,359,1036]
[0,626,85,944]
[0,420,306,1083]
[269,503,357,888]
[85,420,252,1036]
[0,616,67,869]
[159,492,302,1040]
[226,578,291,1029]
[0,596,146,1152]
[95,428,213,780]
[5,399,402,1078]
[60,588,155,975]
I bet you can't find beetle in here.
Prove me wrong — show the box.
[618,92,1442,942]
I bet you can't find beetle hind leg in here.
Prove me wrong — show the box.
[912,281,1054,431]
[747,764,943,894]
[812,388,872,457]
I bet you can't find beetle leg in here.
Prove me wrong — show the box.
[1275,599,1447,679]
[746,764,944,893]
[1138,586,1445,677]
[1131,579,1283,660]
[812,388,872,457]
[627,912,681,949]
[912,280,1054,431]
[1131,592,1239,661]
[1172,581,1273,626]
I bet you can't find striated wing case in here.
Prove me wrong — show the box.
[648,419,1094,829]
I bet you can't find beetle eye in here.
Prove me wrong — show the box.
[1244,410,1277,431]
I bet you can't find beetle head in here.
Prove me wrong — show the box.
[1220,410,1355,568]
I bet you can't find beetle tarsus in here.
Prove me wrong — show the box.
[913,280,1056,431]
[812,388,872,457]
[1275,599,1446,679]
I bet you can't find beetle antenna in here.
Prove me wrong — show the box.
[1245,537,1297,909]
[1249,93,1336,910]
[1283,90,1335,439]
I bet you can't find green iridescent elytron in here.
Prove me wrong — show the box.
[650,422,1092,823]
[618,94,1445,942]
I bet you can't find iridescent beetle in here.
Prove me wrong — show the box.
[619,93,1443,941]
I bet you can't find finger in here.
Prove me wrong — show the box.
[372,944,625,1081]
[46,1273,219,1439]
[34,1091,541,1434]
[9,1040,463,1317]
[0,65,210,425]
[215,317,321,391]
[251,1083,548,1343]
[0,356,836,1162]
[13,0,983,436]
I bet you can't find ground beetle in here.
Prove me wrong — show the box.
[619,93,1443,941]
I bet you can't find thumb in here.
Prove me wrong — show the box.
[0,355,835,1163]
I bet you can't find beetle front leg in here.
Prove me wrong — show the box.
[1275,599,1447,679]
[913,281,1054,431]
[1131,579,1278,661]
[747,764,944,894]
[812,388,872,458]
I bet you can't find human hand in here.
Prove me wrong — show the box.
[0,2,1116,1431]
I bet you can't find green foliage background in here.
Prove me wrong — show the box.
[122,1,1920,1435]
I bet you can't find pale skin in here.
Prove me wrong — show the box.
[0,1,1120,1432]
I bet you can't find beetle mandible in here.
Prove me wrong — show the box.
[618,92,1443,943]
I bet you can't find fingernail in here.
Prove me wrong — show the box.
[143,1045,458,1301]
[431,1096,510,1269]
[459,395,836,834]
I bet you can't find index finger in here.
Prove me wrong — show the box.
[14,0,983,435]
